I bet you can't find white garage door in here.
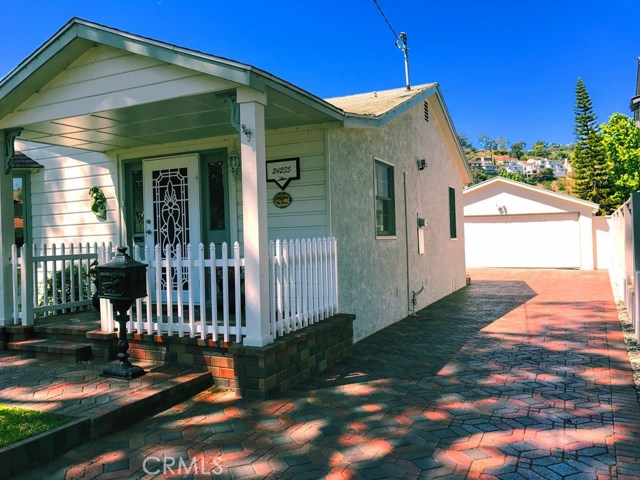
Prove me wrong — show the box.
[464,212,581,268]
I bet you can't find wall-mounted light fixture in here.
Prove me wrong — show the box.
[228,148,241,178]
[417,159,427,171]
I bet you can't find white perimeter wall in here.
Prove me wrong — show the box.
[594,216,612,270]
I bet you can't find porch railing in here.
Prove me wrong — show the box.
[269,237,338,339]
[99,242,246,343]
[11,237,339,346]
[11,242,101,324]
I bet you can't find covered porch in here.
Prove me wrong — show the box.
[0,19,349,350]
[0,19,356,397]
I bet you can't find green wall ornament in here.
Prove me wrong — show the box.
[89,186,107,221]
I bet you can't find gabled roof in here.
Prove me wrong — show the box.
[0,18,471,180]
[463,176,599,212]
[0,18,438,129]
[326,84,437,116]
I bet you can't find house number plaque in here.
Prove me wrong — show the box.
[266,158,300,190]
[273,192,292,209]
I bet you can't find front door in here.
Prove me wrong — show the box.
[143,154,201,301]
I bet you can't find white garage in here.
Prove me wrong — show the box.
[463,177,599,270]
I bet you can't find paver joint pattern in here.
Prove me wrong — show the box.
[12,269,640,479]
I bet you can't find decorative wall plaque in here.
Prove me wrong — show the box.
[273,191,293,209]
[266,158,300,190]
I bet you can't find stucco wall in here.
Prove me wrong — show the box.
[328,100,468,341]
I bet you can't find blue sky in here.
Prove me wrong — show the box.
[2,0,639,149]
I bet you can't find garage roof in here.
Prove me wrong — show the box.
[463,176,599,212]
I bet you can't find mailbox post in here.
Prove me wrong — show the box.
[96,246,148,380]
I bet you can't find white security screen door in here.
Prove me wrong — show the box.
[143,154,201,301]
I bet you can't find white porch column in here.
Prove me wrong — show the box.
[0,131,17,325]
[237,88,273,346]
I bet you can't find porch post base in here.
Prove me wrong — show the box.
[241,334,274,348]
[101,362,146,380]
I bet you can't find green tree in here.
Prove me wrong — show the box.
[572,78,614,214]
[457,133,474,150]
[509,141,526,159]
[471,169,489,184]
[500,172,527,183]
[531,167,555,183]
[478,135,498,152]
[601,113,640,207]
[531,140,550,158]
[458,133,477,160]
[495,137,510,150]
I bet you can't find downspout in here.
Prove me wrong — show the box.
[403,172,411,313]
[325,128,332,236]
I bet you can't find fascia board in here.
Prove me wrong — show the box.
[74,22,252,86]
[464,177,600,212]
[251,72,346,122]
[341,86,438,129]
[0,17,345,125]
[0,23,85,104]
[432,87,473,184]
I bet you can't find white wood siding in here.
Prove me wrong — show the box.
[1,45,234,128]
[16,141,119,246]
[237,127,328,242]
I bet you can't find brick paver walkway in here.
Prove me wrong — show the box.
[15,269,640,479]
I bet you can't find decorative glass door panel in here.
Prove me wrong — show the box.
[143,154,201,302]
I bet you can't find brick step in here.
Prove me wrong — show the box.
[7,338,92,363]
[33,324,96,343]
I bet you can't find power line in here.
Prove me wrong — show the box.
[372,0,398,40]
[371,0,412,90]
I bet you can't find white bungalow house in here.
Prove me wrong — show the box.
[0,18,472,357]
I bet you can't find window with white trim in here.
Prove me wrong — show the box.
[375,160,396,236]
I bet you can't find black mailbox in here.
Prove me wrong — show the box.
[96,246,147,302]
[96,246,148,380]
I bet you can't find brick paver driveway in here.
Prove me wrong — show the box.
[18,269,640,479]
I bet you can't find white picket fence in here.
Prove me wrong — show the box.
[99,242,246,343]
[10,237,339,346]
[269,237,339,338]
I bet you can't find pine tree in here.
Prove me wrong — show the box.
[572,79,614,214]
